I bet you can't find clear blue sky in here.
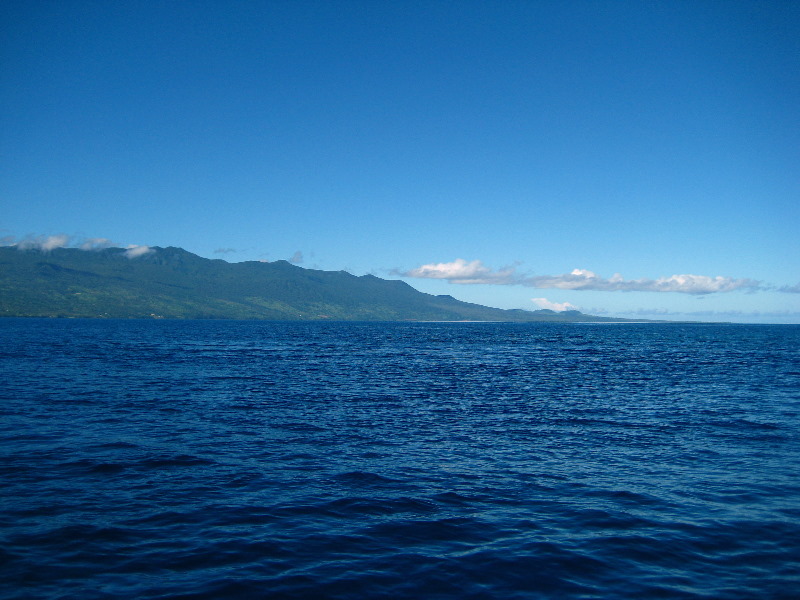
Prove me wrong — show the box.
[2,1,798,322]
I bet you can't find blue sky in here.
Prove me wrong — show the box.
[2,1,798,322]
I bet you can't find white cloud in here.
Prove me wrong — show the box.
[531,298,578,312]
[402,258,516,284]
[17,234,71,251]
[79,237,114,250]
[124,245,154,259]
[40,234,70,251]
[402,259,762,295]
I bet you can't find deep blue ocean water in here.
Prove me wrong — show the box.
[1,319,799,599]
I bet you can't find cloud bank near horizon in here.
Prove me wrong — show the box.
[402,259,763,295]
[609,307,800,320]
[780,283,800,293]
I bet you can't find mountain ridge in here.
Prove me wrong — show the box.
[0,245,644,322]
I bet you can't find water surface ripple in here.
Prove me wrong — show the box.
[1,320,799,599]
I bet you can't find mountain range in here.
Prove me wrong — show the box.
[0,245,637,322]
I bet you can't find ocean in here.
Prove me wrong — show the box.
[1,319,799,599]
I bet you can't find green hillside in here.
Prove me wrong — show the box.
[0,245,628,321]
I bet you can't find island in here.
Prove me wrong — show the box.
[0,245,640,322]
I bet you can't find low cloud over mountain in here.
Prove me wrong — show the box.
[2,234,152,260]
[531,298,579,312]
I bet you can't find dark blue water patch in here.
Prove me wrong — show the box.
[1,320,799,599]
